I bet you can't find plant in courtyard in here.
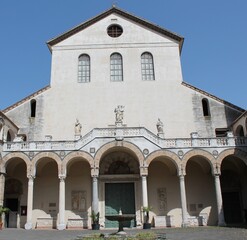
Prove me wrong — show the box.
[91,210,100,224]
[0,205,10,229]
[142,206,152,229]
[142,206,152,223]
[91,210,100,230]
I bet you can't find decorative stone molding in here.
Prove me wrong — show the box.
[140,166,148,176]
[91,167,99,177]
[2,127,247,152]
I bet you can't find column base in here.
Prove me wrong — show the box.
[218,221,226,227]
[57,223,66,230]
[181,222,189,228]
[24,222,33,230]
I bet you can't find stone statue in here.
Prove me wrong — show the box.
[75,119,82,135]
[156,118,164,134]
[115,105,124,123]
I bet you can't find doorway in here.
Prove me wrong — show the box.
[5,198,19,228]
[105,182,135,228]
[222,192,242,224]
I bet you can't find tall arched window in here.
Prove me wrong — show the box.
[236,125,244,136]
[30,99,36,118]
[202,98,210,117]
[141,52,155,80]
[78,54,90,83]
[7,131,11,141]
[110,53,123,81]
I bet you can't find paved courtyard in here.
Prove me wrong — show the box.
[0,227,247,240]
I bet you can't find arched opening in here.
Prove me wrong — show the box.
[66,158,91,228]
[6,130,15,141]
[30,99,36,118]
[99,150,139,229]
[202,98,210,117]
[4,158,27,228]
[220,155,247,225]
[33,158,59,229]
[185,156,216,226]
[148,157,179,227]
[235,125,244,137]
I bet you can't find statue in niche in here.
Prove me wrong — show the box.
[156,118,164,134]
[114,105,124,123]
[74,119,82,135]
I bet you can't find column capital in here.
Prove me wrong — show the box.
[178,164,186,177]
[27,175,35,180]
[91,167,99,177]
[213,163,221,176]
[59,174,66,181]
[140,166,148,176]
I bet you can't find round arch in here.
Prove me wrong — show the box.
[217,148,247,167]
[235,125,244,136]
[2,152,31,174]
[182,149,215,175]
[32,152,61,176]
[94,141,144,168]
[63,151,94,176]
[145,150,180,174]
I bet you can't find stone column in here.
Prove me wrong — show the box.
[179,174,189,227]
[141,175,148,208]
[0,172,6,206]
[92,176,99,214]
[214,174,226,226]
[25,175,35,230]
[57,175,66,230]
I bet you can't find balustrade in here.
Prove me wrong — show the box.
[2,127,247,152]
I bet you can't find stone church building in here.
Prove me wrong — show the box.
[0,6,246,230]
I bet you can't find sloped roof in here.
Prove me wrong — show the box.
[182,81,245,113]
[47,6,184,53]
[0,111,19,129]
[2,85,50,113]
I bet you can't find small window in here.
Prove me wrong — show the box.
[202,98,210,117]
[30,99,36,118]
[110,53,123,81]
[78,54,90,83]
[215,128,228,137]
[107,24,123,38]
[7,131,11,141]
[141,52,155,80]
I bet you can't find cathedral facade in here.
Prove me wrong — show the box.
[0,7,247,230]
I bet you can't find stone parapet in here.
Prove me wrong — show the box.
[2,127,247,153]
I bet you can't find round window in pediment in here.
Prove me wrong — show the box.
[107,24,123,38]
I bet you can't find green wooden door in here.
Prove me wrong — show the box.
[105,183,136,228]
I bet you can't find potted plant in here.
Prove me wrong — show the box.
[0,206,10,230]
[143,206,152,229]
[91,210,100,230]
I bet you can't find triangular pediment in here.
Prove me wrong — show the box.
[47,6,184,52]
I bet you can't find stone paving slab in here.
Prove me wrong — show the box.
[0,227,247,240]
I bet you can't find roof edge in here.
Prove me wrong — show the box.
[0,111,19,130]
[182,81,245,113]
[47,6,184,53]
[2,85,51,114]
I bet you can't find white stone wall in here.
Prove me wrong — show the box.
[4,13,243,141]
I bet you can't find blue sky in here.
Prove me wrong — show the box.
[0,0,246,110]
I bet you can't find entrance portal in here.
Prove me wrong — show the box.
[105,183,135,228]
[5,198,18,228]
[223,192,242,224]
